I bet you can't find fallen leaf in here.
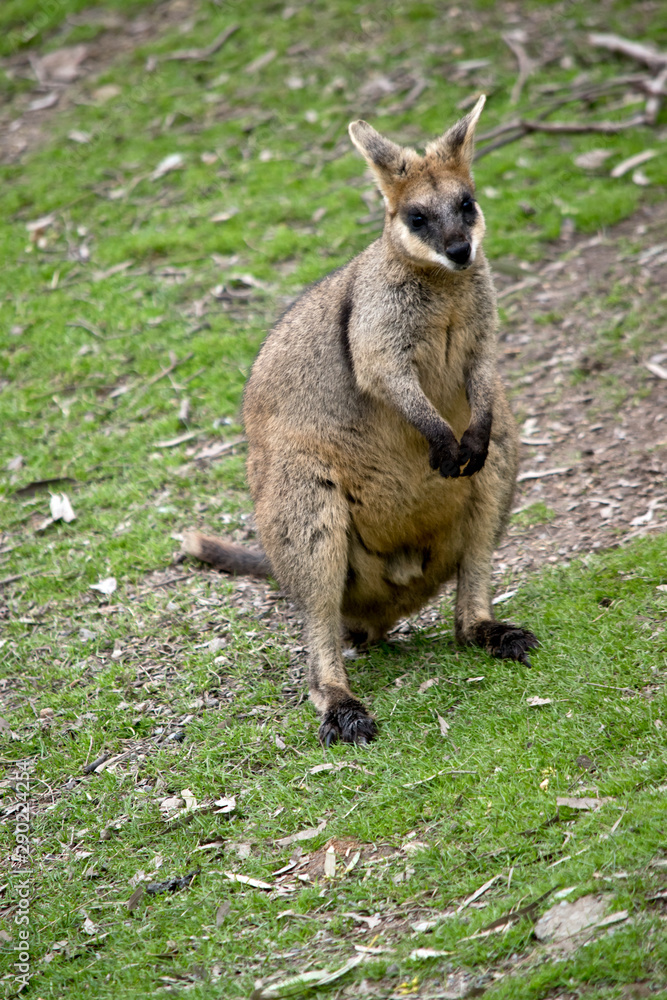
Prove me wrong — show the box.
[28,92,59,112]
[32,45,88,83]
[557,796,612,811]
[210,208,239,223]
[93,84,121,103]
[213,795,236,814]
[275,819,326,847]
[527,696,552,707]
[151,153,185,181]
[90,577,117,596]
[610,149,656,178]
[456,874,500,913]
[409,948,452,960]
[224,872,273,890]
[324,846,336,878]
[50,492,76,523]
[180,788,197,811]
[632,169,651,186]
[418,678,438,694]
[574,149,613,170]
[159,796,185,814]
[82,915,97,935]
[534,894,626,942]
[645,361,667,381]
[343,911,382,930]
[216,901,231,927]
[127,885,144,912]
[436,713,450,736]
[275,735,286,750]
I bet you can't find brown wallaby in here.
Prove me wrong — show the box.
[185,95,538,746]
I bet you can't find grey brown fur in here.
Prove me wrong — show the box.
[184,96,538,745]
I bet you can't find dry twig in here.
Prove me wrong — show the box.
[164,25,240,63]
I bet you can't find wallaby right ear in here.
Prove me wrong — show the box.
[348,121,418,201]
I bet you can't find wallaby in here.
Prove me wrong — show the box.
[185,95,538,746]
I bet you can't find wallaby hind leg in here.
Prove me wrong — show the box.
[454,536,538,666]
[254,462,378,746]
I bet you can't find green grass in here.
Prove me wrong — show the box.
[1,0,667,997]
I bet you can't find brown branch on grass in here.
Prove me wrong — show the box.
[589,33,667,71]
[164,24,240,63]
[503,32,535,106]
[475,113,647,160]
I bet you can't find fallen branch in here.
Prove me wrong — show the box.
[503,32,535,106]
[164,24,239,63]
[589,33,667,71]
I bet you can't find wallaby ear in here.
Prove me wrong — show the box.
[426,94,486,171]
[348,120,418,200]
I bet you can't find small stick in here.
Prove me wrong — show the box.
[503,33,535,106]
[164,25,239,62]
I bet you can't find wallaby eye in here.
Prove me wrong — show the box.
[461,197,475,213]
[408,212,427,230]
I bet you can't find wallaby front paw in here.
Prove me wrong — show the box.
[429,437,461,478]
[467,620,539,666]
[318,698,378,746]
[458,427,489,477]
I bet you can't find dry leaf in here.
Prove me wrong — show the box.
[324,846,336,878]
[28,92,59,112]
[90,577,117,596]
[610,149,656,178]
[32,45,88,83]
[159,796,185,814]
[81,915,97,935]
[527,696,552,707]
[418,678,438,694]
[534,894,626,942]
[151,153,185,181]
[342,911,382,929]
[275,735,286,750]
[49,493,76,523]
[210,208,239,223]
[224,872,273,890]
[213,795,236,814]
[436,713,450,736]
[181,788,197,811]
[574,149,613,170]
[556,796,612,811]
[216,901,231,927]
[409,948,452,960]
[275,819,326,847]
[127,885,144,912]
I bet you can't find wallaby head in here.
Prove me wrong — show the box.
[349,94,486,272]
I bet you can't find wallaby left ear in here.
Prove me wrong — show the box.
[426,94,486,171]
[349,120,419,202]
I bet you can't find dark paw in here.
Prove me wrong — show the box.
[428,433,460,477]
[318,698,378,747]
[458,426,490,477]
[469,620,539,665]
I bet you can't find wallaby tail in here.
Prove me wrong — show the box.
[183,530,272,578]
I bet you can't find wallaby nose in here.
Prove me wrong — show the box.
[445,241,471,265]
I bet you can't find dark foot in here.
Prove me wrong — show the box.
[467,620,539,666]
[318,698,378,747]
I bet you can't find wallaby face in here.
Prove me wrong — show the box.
[185,94,538,747]
[349,96,486,272]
